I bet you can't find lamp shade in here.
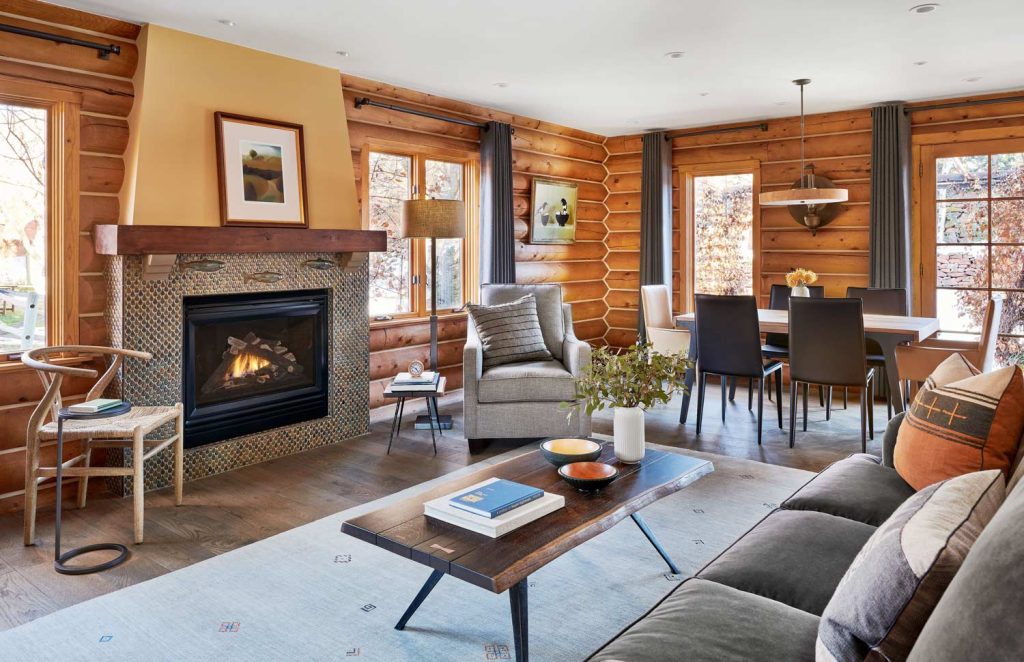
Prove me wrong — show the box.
[759,187,849,207]
[400,199,466,239]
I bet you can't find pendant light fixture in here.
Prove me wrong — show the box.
[759,79,848,215]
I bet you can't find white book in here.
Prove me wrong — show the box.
[424,485,564,538]
[393,371,438,385]
[389,379,439,392]
[68,398,122,414]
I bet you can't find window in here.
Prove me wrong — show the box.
[681,162,760,311]
[0,83,78,361]
[923,139,1024,366]
[365,147,475,319]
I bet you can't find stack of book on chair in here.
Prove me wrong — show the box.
[391,371,440,391]
[424,477,565,538]
[68,398,123,414]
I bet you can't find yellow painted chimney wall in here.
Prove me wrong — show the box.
[121,24,359,229]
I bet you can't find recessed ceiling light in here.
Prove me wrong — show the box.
[664,51,685,59]
[217,19,236,26]
[909,3,939,13]
[336,50,349,57]
[699,92,710,97]
[914,60,928,66]
[963,76,982,82]
[493,82,509,88]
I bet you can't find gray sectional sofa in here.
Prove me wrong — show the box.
[589,413,1024,661]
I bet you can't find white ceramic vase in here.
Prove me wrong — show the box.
[791,284,810,297]
[613,406,646,464]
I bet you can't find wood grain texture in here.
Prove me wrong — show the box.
[342,445,712,592]
[93,224,386,255]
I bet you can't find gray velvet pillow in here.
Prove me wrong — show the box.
[467,294,553,369]
[816,470,1005,661]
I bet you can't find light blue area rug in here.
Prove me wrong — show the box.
[0,444,811,661]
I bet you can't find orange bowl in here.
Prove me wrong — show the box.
[558,461,617,491]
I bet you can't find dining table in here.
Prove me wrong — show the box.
[674,308,940,422]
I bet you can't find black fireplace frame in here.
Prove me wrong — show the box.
[182,289,330,448]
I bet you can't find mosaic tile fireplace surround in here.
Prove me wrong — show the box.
[104,252,369,495]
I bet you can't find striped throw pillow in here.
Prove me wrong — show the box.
[816,469,1005,661]
[467,295,553,369]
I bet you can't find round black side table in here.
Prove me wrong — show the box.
[53,402,133,575]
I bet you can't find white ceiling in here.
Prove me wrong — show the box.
[55,0,1024,136]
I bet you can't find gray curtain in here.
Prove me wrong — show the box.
[480,121,516,285]
[638,131,673,341]
[869,103,912,309]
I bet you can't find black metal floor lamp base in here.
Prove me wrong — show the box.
[55,542,130,575]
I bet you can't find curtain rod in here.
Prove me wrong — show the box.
[0,22,120,59]
[906,93,1024,114]
[353,96,492,130]
[664,122,768,140]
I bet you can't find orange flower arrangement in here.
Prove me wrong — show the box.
[785,268,819,288]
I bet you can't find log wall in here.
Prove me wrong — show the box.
[342,75,610,408]
[0,0,138,513]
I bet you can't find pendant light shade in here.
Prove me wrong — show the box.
[758,79,848,208]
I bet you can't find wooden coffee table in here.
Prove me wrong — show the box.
[342,443,713,662]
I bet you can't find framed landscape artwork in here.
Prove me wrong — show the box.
[529,178,578,244]
[215,112,309,227]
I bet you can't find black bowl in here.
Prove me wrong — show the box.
[558,461,618,492]
[540,438,602,467]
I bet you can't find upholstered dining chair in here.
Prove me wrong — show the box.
[895,297,1003,402]
[760,283,826,406]
[21,346,184,546]
[694,294,784,445]
[788,298,875,452]
[641,284,690,357]
[846,286,907,419]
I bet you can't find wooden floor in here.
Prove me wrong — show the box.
[0,386,886,631]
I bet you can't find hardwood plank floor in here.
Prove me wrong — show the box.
[0,387,886,631]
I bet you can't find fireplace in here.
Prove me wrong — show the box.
[182,289,329,447]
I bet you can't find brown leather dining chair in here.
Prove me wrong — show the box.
[788,297,875,452]
[694,294,784,445]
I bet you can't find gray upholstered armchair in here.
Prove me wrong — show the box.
[463,284,592,442]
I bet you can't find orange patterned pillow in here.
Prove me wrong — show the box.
[895,364,1024,491]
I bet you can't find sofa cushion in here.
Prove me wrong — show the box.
[697,510,875,615]
[895,364,1024,490]
[480,284,564,360]
[782,454,915,526]
[467,294,553,369]
[588,578,819,662]
[908,473,1024,661]
[817,470,1005,662]
[477,359,575,403]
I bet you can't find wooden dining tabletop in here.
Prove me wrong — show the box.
[674,309,940,343]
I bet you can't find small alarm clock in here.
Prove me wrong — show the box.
[408,360,425,378]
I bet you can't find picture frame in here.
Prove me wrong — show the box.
[215,112,309,227]
[529,178,577,244]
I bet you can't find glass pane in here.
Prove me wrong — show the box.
[367,152,412,317]
[991,152,1024,198]
[936,155,988,199]
[936,201,988,243]
[992,200,1024,243]
[425,160,463,201]
[693,173,754,296]
[995,336,1024,368]
[936,245,988,289]
[424,160,464,310]
[0,103,48,354]
[936,288,987,334]
[996,292,1024,335]
[992,246,1024,289]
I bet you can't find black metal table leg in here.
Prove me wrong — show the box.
[427,398,439,454]
[386,397,405,455]
[509,578,529,662]
[631,513,680,574]
[678,320,697,423]
[395,569,444,630]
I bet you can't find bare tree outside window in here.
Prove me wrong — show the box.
[367,152,412,317]
[693,174,754,297]
[425,159,463,310]
[0,103,47,354]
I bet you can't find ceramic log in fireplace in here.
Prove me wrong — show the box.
[182,289,329,447]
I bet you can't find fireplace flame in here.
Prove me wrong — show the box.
[227,352,270,380]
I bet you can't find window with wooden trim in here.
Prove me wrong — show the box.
[680,161,761,311]
[0,82,79,361]
[365,147,477,320]
[922,138,1024,366]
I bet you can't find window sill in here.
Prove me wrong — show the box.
[370,311,468,331]
[0,354,94,375]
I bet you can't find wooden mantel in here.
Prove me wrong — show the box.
[94,225,387,255]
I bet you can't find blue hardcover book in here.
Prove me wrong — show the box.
[449,479,543,519]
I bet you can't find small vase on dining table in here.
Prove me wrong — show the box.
[791,284,810,297]
[613,406,646,464]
